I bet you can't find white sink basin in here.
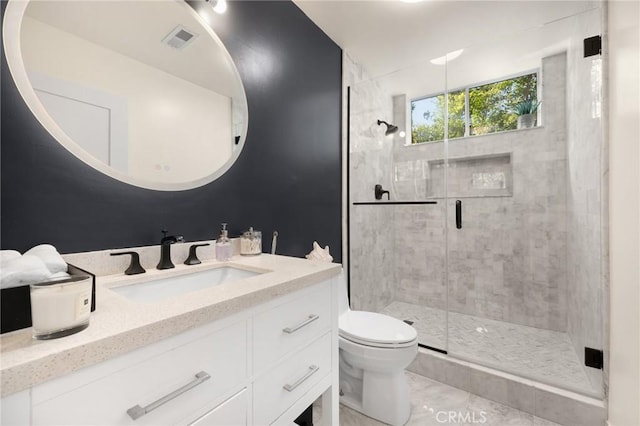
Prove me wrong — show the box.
[110,266,261,303]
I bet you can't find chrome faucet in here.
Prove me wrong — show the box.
[157,230,184,270]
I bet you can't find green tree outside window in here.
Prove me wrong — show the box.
[410,73,537,144]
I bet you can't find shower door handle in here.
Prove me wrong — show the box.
[456,200,462,229]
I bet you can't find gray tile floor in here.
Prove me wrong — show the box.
[381,301,594,394]
[315,372,562,425]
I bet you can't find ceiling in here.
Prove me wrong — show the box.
[23,1,239,96]
[293,0,599,79]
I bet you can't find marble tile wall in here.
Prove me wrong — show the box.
[346,54,396,312]
[565,7,606,395]
[392,53,569,331]
[348,17,606,341]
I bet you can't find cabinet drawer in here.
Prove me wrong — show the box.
[33,320,247,426]
[253,283,331,372]
[253,333,331,425]
[189,389,247,426]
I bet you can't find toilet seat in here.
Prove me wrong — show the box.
[339,311,418,349]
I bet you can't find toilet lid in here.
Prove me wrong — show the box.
[339,311,417,347]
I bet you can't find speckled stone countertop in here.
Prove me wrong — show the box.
[0,254,341,397]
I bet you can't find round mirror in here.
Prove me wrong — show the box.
[3,0,248,191]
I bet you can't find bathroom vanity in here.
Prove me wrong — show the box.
[0,254,341,425]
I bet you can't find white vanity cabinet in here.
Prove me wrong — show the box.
[2,276,339,426]
[32,320,248,426]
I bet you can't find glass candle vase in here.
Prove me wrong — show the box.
[30,275,92,340]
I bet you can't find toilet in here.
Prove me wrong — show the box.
[338,274,418,426]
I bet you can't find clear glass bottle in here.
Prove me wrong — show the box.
[240,227,262,256]
[215,223,232,261]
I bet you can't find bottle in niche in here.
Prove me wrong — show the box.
[215,223,232,261]
[240,227,262,256]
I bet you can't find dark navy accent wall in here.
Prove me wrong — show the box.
[0,1,342,261]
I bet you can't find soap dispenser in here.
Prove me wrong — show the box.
[216,223,232,261]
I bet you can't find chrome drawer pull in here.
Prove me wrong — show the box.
[283,365,319,392]
[126,371,210,420]
[282,314,319,334]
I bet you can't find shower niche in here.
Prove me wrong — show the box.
[426,153,513,198]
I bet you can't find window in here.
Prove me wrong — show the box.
[410,72,538,144]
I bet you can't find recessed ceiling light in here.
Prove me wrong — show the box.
[400,0,423,3]
[430,49,464,65]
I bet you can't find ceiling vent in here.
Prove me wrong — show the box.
[162,25,198,50]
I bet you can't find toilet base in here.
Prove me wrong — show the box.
[339,362,411,426]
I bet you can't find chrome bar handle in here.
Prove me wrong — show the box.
[283,365,319,392]
[126,371,210,420]
[282,314,319,334]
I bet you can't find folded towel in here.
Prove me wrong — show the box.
[0,255,52,289]
[0,250,21,266]
[24,244,67,274]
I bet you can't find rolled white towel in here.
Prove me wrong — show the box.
[0,250,21,266]
[49,271,71,281]
[0,255,52,289]
[24,244,67,274]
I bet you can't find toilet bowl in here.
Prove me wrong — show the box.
[338,273,418,426]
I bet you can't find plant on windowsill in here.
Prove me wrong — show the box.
[513,98,541,129]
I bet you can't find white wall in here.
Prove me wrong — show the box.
[21,16,232,185]
[607,1,640,425]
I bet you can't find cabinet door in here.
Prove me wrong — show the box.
[253,333,331,425]
[253,283,331,373]
[32,320,247,426]
[189,389,247,426]
[1,390,30,426]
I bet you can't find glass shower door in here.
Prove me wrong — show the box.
[443,8,605,398]
[347,55,448,353]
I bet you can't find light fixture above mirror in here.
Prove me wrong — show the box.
[209,0,228,14]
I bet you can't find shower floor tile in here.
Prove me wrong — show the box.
[381,301,594,395]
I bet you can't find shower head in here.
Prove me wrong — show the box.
[377,120,399,136]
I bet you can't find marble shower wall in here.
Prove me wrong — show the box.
[346,53,396,312]
[349,20,605,342]
[565,7,606,394]
[392,53,569,331]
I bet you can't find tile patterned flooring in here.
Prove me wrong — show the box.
[315,372,562,425]
[380,301,594,395]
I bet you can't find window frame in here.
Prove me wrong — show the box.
[409,68,541,145]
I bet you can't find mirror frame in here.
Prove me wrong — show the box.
[2,0,248,191]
